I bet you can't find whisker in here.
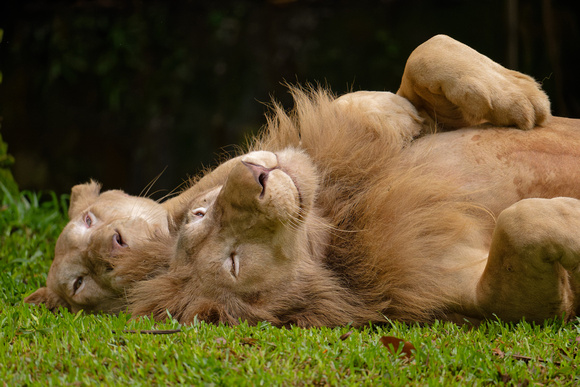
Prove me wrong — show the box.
[157,179,191,203]
[285,208,361,243]
[140,167,168,199]
[146,189,172,200]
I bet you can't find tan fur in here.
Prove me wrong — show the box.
[26,35,561,320]
[24,181,170,313]
[128,82,580,325]
[397,35,551,131]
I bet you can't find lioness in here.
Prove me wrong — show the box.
[23,181,171,313]
[126,50,580,325]
[23,171,233,313]
[25,34,552,315]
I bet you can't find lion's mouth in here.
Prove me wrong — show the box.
[274,153,305,211]
[277,166,304,210]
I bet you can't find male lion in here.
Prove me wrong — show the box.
[25,34,552,315]
[124,39,580,326]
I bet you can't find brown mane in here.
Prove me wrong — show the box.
[255,87,492,322]
[128,87,494,325]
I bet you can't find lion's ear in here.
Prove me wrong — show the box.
[68,180,102,219]
[167,209,186,236]
[24,287,71,312]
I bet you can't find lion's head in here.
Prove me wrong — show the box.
[129,149,371,326]
[24,181,170,314]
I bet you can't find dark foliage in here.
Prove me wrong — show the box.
[1,0,578,195]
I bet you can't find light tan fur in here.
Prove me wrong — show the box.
[397,34,550,131]
[127,85,580,325]
[26,35,561,320]
[24,181,171,313]
[23,156,257,313]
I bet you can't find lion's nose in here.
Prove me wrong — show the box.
[241,151,278,169]
[240,151,279,197]
[241,161,276,198]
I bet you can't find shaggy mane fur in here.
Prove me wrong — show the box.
[129,86,493,325]
[254,87,491,322]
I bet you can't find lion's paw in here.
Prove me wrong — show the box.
[399,35,552,131]
[450,68,551,130]
[334,91,423,144]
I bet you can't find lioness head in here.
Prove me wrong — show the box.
[25,181,169,314]
[130,149,362,325]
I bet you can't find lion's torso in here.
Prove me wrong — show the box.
[404,117,580,216]
[327,116,580,322]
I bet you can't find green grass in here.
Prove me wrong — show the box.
[2,189,579,385]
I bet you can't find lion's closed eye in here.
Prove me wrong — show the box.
[230,253,239,278]
[72,276,84,295]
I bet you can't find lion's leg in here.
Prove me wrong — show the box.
[333,91,424,147]
[397,35,551,131]
[476,197,580,322]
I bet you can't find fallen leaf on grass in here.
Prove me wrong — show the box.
[215,337,227,345]
[379,336,415,360]
[492,348,505,358]
[241,337,258,346]
[339,331,352,341]
[112,329,181,335]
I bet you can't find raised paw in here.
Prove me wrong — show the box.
[398,35,551,130]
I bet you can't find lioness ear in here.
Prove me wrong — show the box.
[69,180,102,219]
[24,287,71,312]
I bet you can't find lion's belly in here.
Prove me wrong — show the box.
[405,117,580,216]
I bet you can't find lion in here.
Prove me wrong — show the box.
[24,34,552,315]
[125,37,580,326]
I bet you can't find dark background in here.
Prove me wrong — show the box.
[1,0,579,198]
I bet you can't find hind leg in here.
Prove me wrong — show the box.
[476,197,580,322]
[397,35,551,131]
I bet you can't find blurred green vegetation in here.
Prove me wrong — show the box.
[1,0,578,196]
[0,132,19,200]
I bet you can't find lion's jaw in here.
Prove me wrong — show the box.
[38,190,169,314]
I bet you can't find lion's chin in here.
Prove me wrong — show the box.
[278,166,304,209]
